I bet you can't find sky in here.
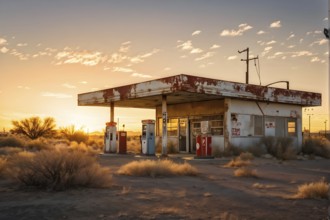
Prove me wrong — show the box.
[0,0,328,132]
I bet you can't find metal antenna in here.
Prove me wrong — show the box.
[238,47,258,84]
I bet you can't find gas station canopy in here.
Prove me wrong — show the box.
[77,74,321,108]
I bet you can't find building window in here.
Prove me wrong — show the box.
[167,118,178,136]
[254,115,263,136]
[210,116,224,135]
[157,117,162,136]
[287,119,296,136]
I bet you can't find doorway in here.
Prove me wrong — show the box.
[179,118,188,152]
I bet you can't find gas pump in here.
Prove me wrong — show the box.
[195,121,213,158]
[104,122,117,153]
[141,119,155,155]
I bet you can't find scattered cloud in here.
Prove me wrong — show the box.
[17,86,31,90]
[310,39,328,46]
[195,52,215,61]
[324,17,328,21]
[287,34,295,40]
[192,30,201,36]
[119,41,131,53]
[62,83,76,89]
[266,40,276,45]
[311,57,320,62]
[210,44,220,49]
[264,46,273,51]
[190,48,203,54]
[257,30,266,35]
[17,43,27,47]
[227,55,237,60]
[177,40,193,50]
[130,49,159,64]
[291,50,313,57]
[0,38,7,45]
[287,45,295,49]
[112,67,134,73]
[131,73,152,78]
[299,38,304,44]
[270,20,281,28]
[54,48,106,66]
[41,92,72,99]
[79,81,88,84]
[164,67,171,71]
[0,47,9,53]
[220,23,253,37]
[108,53,128,64]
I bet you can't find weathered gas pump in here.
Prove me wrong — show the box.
[104,122,117,153]
[195,121,213,158]
[141,119,155,155]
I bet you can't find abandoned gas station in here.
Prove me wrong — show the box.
[78,74,321,155]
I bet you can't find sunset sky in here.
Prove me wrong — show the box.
[0,0,328,132]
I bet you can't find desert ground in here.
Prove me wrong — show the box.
[0,154,329,220]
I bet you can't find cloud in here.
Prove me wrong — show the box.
[41,92,72,99]
[324,17,328,21]
[112,67,134,73]
[227,55,237,60]
[54,48,106,66]
[190,48,203,54]
[17,43,28,47]
[119,41,131,53]
[210,44,220,49]
[131,73,152,78]
[129,49,159,64]
[108,53,128,64]
[270,20,281,28]
[192,30,201,36]
[177,40,193,50]
[310,39,328,46]
[257,30,266,35]
[164,67,171,71]
[291,50,313,57]
[62,83,76,89]
[17,86,31,90]
[264,46,273,51]
[79,81,88,84]
[287,45,295,49]
[310,57,320,62]
[220,23,253,37]
[287,34,295,40]
[266,40,276,45]
[0,38,7,45]
[0,47,9,53]
[195,52,215,61]
[10,49,29,60]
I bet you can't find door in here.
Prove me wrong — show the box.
[179,118,188,152]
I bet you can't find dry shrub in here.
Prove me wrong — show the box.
[117,159,198,177]
[6,149,111,190]
[234,167,258,178]
[127,137,141,154]
[0,147,23,156]
[303,138,330,158]
[224,158,251,168]
[0,136,25,148]
[260,136,297,160]
[252,183,276,189]
[239,152,254,161]
[0,157,7,178]
[294,179,329,199]
[68,141,98,156]
[25,139,51,151]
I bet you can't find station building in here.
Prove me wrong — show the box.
[78,74,321,153]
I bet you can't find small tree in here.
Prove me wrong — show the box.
[11,117,56,139]
[59,125,89,144]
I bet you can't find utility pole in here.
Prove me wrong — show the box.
[238,47,258,84]
[307,114,313,137]
[325,120,327,138]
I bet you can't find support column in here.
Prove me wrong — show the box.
[162,95,167,156]
[110,101,114,122]
[223,98,232,150]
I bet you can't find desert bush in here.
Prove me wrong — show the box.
[302,138,330,159]
[88,136,104,152]
[0,136,25,148]
[59,125,89,144]
[117,159,198,177]
[294,179,329,199]
[11,117,56,139]
[25,139,51,151]
[234,167,258,178]
[127,137,141,154]
[0,157,7,178]
[224,158,251,168]
[260,136,297,160]
[6,149,111,190]
[0,147,23,156]
[246,144,266,157]
[68,141,98,156]
[239,152,254,161]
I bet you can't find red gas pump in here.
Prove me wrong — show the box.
[195,121,213,159]
[118,131,127,154]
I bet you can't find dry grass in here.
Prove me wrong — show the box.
[224,158,251,168]
[294,179,329,199]
[127,137,141,154]
[6,149,112,190]
[117,159,198,177]
[0,136,25,148]
[252,182,277,189]
[239,152,254,161]
[0,147,23,156]
[234,167,258,178]
[25,139,51,151]
[0,157,7,178]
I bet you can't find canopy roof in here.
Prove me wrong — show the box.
[78,74,321,108]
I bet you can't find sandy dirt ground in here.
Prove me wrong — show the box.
[0,154,329,220]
